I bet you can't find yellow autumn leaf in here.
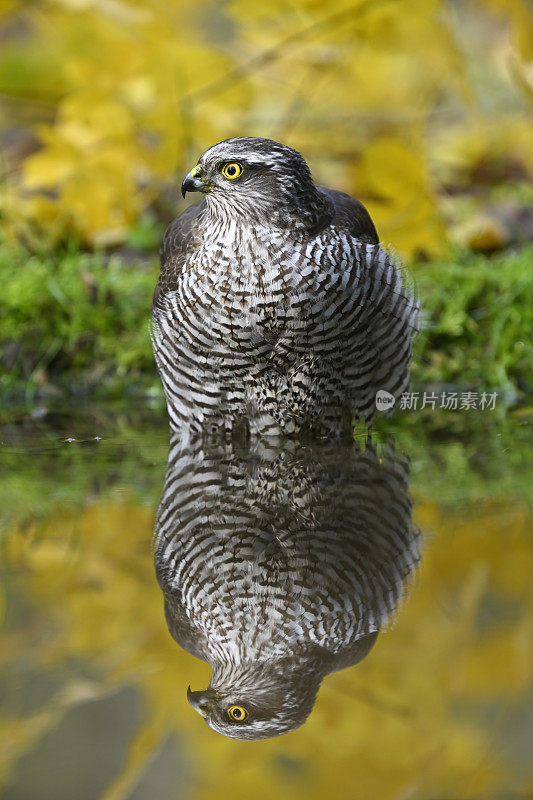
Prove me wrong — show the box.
[350,137,446,257]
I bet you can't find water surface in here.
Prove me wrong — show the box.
[1,407,532,799]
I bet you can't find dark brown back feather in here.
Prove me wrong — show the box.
[318,186,379,244]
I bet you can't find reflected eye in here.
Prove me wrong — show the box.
[227,705,248,721]
[221,162,243,180]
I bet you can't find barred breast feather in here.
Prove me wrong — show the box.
[152,175,419,438]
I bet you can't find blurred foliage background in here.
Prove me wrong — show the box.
[0,0,532,402]
[0,0,533,251]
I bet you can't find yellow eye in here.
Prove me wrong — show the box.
[221,162,243,180]
[227,705,248,722]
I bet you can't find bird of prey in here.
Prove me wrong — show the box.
[152,137,419,437]
[154,435,421,740]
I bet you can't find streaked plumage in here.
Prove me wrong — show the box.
[154,436,421,739]
[152,137,419,437]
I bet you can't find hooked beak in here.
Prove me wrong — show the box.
[187,685,211,718]
[181,165,207,198]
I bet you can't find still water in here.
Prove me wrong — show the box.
[1,407,532,799]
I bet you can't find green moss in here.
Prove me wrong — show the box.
[413,246,533,398]
[0,243,160,402]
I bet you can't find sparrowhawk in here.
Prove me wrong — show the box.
[152,137,419,437]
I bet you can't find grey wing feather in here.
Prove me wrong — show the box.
[153,199,206,310]
[163,593,210,662]
[318,186,379,244]
[329,631,379,672]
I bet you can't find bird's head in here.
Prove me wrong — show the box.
[186,654,328,740]
[180,136,331,232]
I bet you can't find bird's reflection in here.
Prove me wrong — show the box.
[154,435,421,740]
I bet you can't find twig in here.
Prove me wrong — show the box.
[183,0,400,104]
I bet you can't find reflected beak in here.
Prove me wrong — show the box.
[181,165,207,198]
[187,685,210,718]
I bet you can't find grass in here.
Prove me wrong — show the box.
[0,238,532,406]
[412,247,533,401]
[0,240,160,404]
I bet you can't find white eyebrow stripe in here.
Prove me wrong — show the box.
[201,146,277,167]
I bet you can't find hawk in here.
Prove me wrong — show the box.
[152,137,419,437]
[154,435,421,740]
